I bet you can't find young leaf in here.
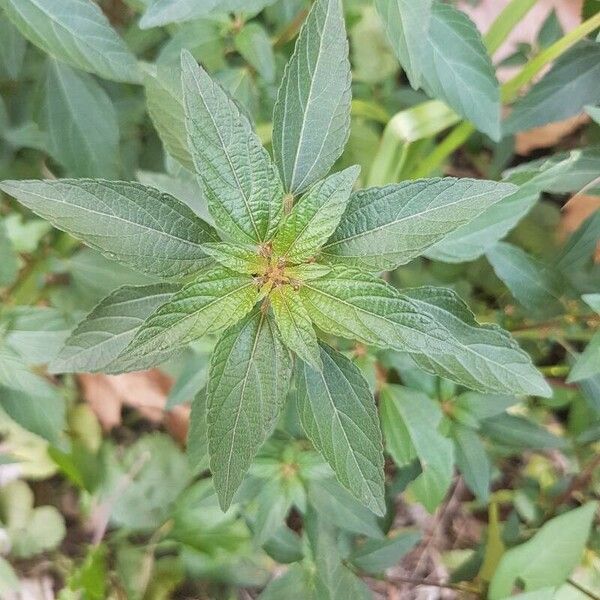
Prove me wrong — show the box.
[323,178,517,271]
[117,267,259,372]
[181,50,283,243]
[504,41,600,134]
[0,0,140,83]
[200,242,264,275]
[143,61,195,171]
[374,0,432,88]
[272,0,351,194]
[0,179,219,278]
[296,343,386,516]
[49,284,178,374]
[423,2,500,139]
[489,502,598,599]
[208,310,292,510]
[270,286,322,371]
[234,22,276,83]
[380,385,454,512]
[42,60,119,178]
[272,165,360,263]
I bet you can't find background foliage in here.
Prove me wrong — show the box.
[0,0,599,598]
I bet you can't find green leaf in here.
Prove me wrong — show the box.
[489,502,598,599]
[117,267,259,373]
[296,343,385,515]
[181,50,283,243]
[481,414,565,450]
[402,287,552,397]
[504,41,600,134]
[0,0,140,83]
[272,0,351,194]
[0,179,219,278]
[567,331,600,383]
[259,564,319,600]
[49,284,178,374]
[234,22,276,83]
[42,60,119,178]
[272,166,360,263]
[271,285,322,371]
[0,14,26,80]
[486,242,564,316]
[323,178,516,271]
[422,2,501,140]
[208,310,292,510]
[374,0,432,88]
[187,390,208,473]
[200,242,264,275]
[380,385,453,512]
[0,219,18,287]
[350,530,421,574]
[583,293,600,315]
[143,61,194,171]
[308,477,383,538]
[452,423,490,503]
[167,349,210,409]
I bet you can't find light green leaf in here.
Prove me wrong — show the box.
[0,219,18,287]
[208,310,292,510]
[181,50,283,243]
[323,178,516,271]
[452,423,490,502]
[381,385,454,512]
[143,61,194,171]
[489,502,598,599]
[234,22,276,83]
[402,287,552,397]
[259,564,319,600]
[0,0,140,83]
[0,14,26,80]
[296,342,385,515]
[583,293,600,315]
[42,60,119,178]
[0,179,219,278]
[421,2,501,140]
[0,557,19,596]
[167,348,211,409]
[271,285,322,371]
[504,41,600,134]
[200,242,264,275]
[118,267,259,372]
[187,390,208,473]
[350,530,421,574]
[567,332,600,383]
[272,0,351,193]
[374,0,432,88]
[49,284,178,374]
[273,166,360,263]
[486,242,564,316]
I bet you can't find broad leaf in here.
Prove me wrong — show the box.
[272,0,351,193]
[143,62,194,171]
[200,242,264,275]
[0,0,140,83]
[0,179,219,278]
[296,343,386,515]
[272,166,359,263]
[489,502,598,599]
[481,414,565,450]
[117,267,259,372]
[49,284,178,374]
[380,385,454,511]
[486,242,564,317]
[42,60,119,178]
[270,286,322,371]
[375,0,432,88]
[421,2,500,140]
[181,50,283,243]
[504,41,600,134]
[208,310,292,510]
[323,178,516,271]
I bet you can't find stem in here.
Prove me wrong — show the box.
[414,10,600,177]
[484,0,537,54]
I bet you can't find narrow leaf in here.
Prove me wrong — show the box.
[296,343,386,515]
[234,23,276,83]
[272,166,360,263]
[0,0,140,83]
[208,310,292,510]
[452,423,490,502]
[323,178,516,271]
[270,285,322,371]
[272,0,351,193]
[181,50,283,243]
[0,179,219,278]
[568,332,600,383]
